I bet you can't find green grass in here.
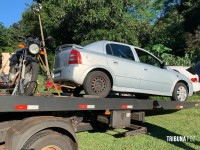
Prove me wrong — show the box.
[36,74,59,94]
[77,97,200,150]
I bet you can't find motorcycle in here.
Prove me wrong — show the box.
[8,23,42,96]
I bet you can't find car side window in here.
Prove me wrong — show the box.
[106,44,112,55]
[135,48,161,67]
[106,44,135,60]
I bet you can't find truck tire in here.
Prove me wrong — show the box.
[23,62,39,96]
[83,71,111,98]
[21,130,77,150]
[171,82,188,102]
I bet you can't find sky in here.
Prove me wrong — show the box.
[0,0,33,27]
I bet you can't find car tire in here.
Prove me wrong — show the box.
[171,82,188,102]
[83,71,111,98]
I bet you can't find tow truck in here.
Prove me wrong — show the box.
[0,92,199,150]
[0,3,199,149]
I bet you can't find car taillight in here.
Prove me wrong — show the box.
[68,49,82,64]
[191,78,197,82]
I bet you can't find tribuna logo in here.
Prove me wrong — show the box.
[167,136,195,142]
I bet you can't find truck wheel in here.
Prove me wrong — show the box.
[83,71,111,98]
[22,130,77,150]
[171,82,188,102]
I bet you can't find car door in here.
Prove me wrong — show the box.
[134,48,174,93]
[106,43,141,88]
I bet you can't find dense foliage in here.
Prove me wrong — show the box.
[0,23,20,53]
[0,0,200,67]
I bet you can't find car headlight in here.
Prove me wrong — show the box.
[29,44,39,54]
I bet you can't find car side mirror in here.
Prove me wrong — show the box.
[161,62,166,69]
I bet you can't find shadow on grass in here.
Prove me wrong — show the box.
[144,110,180,116]
[90,121,199,150]
[110,122,199,150]
[143,122,200,150]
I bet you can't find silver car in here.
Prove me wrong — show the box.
[53,41,193,101]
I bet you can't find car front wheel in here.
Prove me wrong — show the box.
[171,82,188,102]
[83,71,111,98]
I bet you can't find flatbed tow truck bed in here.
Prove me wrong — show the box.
[0,95,199,150]
[0,95,199,111]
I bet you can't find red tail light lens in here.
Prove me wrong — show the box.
[68,49,82,64]
[191,78,197,82]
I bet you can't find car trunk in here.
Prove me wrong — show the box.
[54,44,83,69]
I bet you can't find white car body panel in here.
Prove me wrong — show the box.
[168,66,200,92]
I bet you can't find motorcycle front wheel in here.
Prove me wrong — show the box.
[23,62,39,96]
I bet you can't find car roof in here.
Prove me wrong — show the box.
[84,40,129,47]
[84,40,134,52]
[84,40,162,62]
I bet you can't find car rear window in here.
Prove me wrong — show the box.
[186,67,195,75]
[106,44,135,60]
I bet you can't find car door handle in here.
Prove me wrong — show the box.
[112,60,118,64]
[143,68,148,71]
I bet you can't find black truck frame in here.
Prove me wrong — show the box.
[0,95,199,150]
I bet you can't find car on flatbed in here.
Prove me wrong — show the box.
[53,41,193,101]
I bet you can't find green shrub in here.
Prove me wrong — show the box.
[161,53,192,66]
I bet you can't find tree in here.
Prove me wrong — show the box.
[149,10,186,56]
[0,23,19,53]
[20,0,165,47]
[150,0,200,58]
[0,23,8,52]
[185,26,200,62]
[177,0,200,33]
